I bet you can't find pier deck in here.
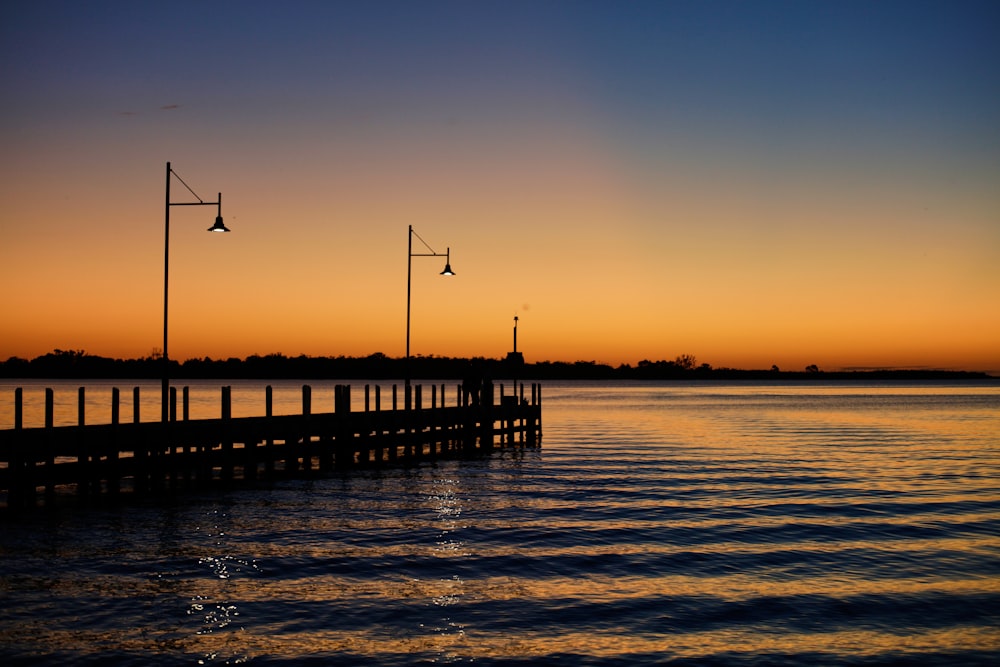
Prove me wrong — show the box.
[0,382,541,510]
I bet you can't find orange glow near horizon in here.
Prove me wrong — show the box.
[1,141,998,373]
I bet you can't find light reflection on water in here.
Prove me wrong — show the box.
[1,380,999,665]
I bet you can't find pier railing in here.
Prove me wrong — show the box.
[0,381,542,510]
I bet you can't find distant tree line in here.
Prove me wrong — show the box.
[0,350,992,381]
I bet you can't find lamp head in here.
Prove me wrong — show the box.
[207,216,231,233]
[440,248,455,275]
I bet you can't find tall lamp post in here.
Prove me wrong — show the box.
[163,161,230,422]
[406,224,454,387]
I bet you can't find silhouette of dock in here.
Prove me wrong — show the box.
[0,382,542,510]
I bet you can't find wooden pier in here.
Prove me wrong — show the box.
[0,381,542,510]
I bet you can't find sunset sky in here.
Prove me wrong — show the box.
[2,1,998,373]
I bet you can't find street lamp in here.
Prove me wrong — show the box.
[406,224,454,386]
[163,161,229,422]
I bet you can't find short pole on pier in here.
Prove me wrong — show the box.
[43,388,55,503]
[10,388,28,508]
[167,386,180,489]
[334,384,352,468]
[45,389,54,429]
[373,385,384,463]
[14,387,22,430]
[109,388,121,495]
[301,385,312,471]
[78,387,86,427]
[482,381,495,452]
[133,386,147,495]
[409,385,423,459]
[265,385,275,476]
[77,387,90,499]
[180,386,194,485]
[390,385,399,461]
[221,386,233,480]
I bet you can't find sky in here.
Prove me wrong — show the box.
[1,0,998,373]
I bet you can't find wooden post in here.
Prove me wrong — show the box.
[517,382,524,444]
[299,384,312,471]
[499,384,506,445]
[463,381,474,453]
[482,381,495,452]
[410,385,422,459]
[78,386,86,426]
[43,388,54,503]
[520,383,528,445]
[358,384,371,465]
[109,387,120,495]
[507,382,521,447]
[10,388,29,508]
[167,385,179,489]
[132,386,146,495]
[326,385,339,469]
[538,383,543,440]
[430,384,438,456]
[529,383,541,445]
[389,385,398,461]
[343,384,356,463]
[244,384,258,482]
[177,386,189,485]
[265,385,275,476]
[371,384,383,464]
[508,384,516,446]
[14,387,22,430]
[77,387,90,498]
[331,384,341,468]
[373,385,383,463]
[221,385,233,481]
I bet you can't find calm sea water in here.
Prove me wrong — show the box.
[1,380,999,666]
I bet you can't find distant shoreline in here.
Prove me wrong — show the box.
[1,351,994,381]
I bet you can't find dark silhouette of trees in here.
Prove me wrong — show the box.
[0,351,992,381]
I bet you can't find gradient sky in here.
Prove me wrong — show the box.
[2,0,998,372]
